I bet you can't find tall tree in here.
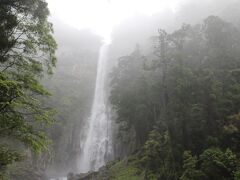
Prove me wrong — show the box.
[0,0,57,177]
[110,16,240,179]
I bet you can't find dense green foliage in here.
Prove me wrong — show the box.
[180,148,239,180]
[0,0,56,178]
[110,16,240,179]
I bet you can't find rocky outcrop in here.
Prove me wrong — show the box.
[67,166,110,180]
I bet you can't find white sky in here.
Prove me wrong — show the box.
[47,0,180,39]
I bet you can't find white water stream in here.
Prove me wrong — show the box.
[78,42,113,173]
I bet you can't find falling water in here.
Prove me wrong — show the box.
[50,178,67,180]
[78,41,113,173]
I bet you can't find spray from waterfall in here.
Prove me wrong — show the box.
[78,39,113,173]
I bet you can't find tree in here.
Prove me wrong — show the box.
[180,149,240,180]
[0,0,57,177]
[199,148,239,180]
[180,151,204,180]
[110,15,240,179]
[141,130,176,179]
[110,46,154,146]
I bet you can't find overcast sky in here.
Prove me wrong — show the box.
[47,0,183,39]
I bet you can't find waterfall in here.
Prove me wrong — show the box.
[78,41,113,173]
[50,178,67,180]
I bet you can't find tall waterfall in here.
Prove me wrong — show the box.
[78,42,113,173]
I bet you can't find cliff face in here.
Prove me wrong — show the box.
[46,49,99,171]
[42,22,102,177]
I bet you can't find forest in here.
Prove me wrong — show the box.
[0,0,240,180]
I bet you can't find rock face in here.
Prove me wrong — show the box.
[67,166,109,180]
[44,24,102,177]
[67,171,98,180]
[77,172,99,180]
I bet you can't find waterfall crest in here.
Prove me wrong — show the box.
[78,42,113,173]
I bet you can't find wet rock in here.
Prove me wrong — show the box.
[78,171,98,180]
[67,172,75,180]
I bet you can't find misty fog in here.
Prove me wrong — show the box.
[1,0,240,179]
